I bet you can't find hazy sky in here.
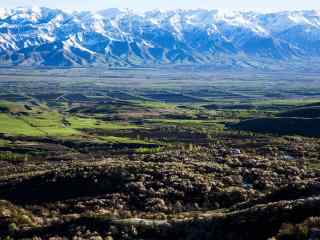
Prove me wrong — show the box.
[1,0,320,12]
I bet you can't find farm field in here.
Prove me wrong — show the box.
[0,68,320,239]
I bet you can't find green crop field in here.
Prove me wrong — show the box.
[0,113,44,136]
[68,116,137,131]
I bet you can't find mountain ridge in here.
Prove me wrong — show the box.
[0,7,320,69]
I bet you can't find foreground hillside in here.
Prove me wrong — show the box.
[232,105,320,137]
[1,69,320,239]
[0,8,320,68]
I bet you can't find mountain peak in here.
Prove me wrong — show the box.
[0,7,319,69]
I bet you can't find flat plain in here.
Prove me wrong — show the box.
[0,67,320,240]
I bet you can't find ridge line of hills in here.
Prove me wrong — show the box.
[0,7,320,69]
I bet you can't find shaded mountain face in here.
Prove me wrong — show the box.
[0,7,320,68]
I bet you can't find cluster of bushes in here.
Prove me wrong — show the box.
[275,217,320,240]
[0,106,9,113]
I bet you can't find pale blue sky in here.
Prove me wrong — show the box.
[1,0,320,12]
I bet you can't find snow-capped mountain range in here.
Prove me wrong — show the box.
[0,7,320,69]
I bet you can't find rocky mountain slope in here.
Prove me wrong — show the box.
[0,7,320,68]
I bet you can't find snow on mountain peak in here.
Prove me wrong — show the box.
[0,9,12,21]
[0,7,319,68]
